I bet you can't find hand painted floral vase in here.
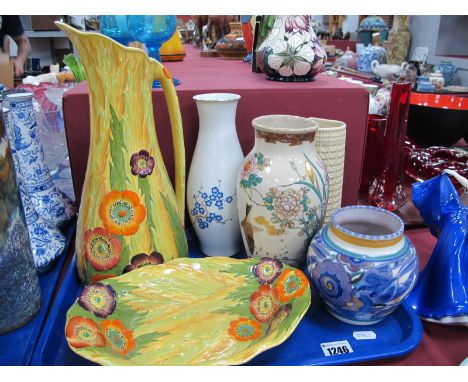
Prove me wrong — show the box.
[237,115,328,268]
[2,105,66,272]
[386,16,411,65]
[2,92,75,229]
[307,205,419,325]
[0,105,41,334]
[406,172,468,326]
[56,22,188,284]
[187,94,244,256]
[358,44,387,73]
[256,16,327,82]
[215,22,248,60]
[435,60,458,86]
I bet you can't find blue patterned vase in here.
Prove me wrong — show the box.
[3,93,75,229]
[307,205,418,325]
[358,44,387,73]
[2,106,66,272]
[435,61,458,86]
[0,104,41,334]
[406,173,468,326]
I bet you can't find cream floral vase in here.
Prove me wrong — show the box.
[256,16,327,82]
[237,115,329,268]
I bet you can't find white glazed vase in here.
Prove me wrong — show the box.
[237,115,329,268]
[187,93,244,256]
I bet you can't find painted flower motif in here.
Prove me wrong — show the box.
[99,190,146,236]
[267,34,314,77]
[266,188,304,219]
[84,227,122,271]
[129,150,155,178]
[337,254,373,272]
[275,269,309,303]
[122,251,164,274]
[65,316,106,349]
[343,295,364,312]
[252,257,283,284]
[312,260,353,306]
[284,15,310,33]
[250,285,279,323]
[239,152,270,189]
[101,319,136,356]
[228,317,262,342]
[226,196,233,203]
[78,283,116,318]
[91,273,117,283]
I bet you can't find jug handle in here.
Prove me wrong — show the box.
[151,61,186,225]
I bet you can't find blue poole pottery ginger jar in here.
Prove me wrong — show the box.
[358,16,389,46]
[435,61,458,86]
[307,205,418,325]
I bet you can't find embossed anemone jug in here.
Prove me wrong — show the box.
[56,23,188,284]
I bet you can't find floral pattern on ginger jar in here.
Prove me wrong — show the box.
[256,16,327,82]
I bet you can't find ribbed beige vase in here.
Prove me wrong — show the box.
[312,118,346,224]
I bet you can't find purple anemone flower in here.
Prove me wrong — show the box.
[130,149,155,178]
[78,283,116,318]
[252,257,283,284]
[122,251,164,274]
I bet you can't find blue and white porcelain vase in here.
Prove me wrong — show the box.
[3,93,75,229]
[3,106,66,272]
[407,172,468,326]
[187,93,244,256]
[358,44,387,73]
[358,16,389,46]
[307,205,418,325]
[0,104,41,334]
[435,60,458,86]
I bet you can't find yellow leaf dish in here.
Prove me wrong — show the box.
[64,257,311,365]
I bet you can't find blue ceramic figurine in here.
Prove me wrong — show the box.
[407,172,468,326]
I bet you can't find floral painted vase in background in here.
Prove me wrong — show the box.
[256,16,327,82]
[237,115,328,268]
[215,22,248,60]
[56,22,188,284]
[187,94,244,256]
[435,60,458,86]
[0,105,41,334]
[3,93,75,229]
[3,105,66,272]
[307,205,418,325]
[407,172,468,326]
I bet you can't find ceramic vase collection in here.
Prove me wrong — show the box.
[187,94,244,256]
[56,22,188,285]
[407,172,468,326]
[386,16,411,65]
[256,15,327,82]
[215,22,248,60]
[0,106,41,334]
[2,104,66,272]
[307,205,418,325]
[237,115,328,268]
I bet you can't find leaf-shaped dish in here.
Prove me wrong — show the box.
[64,257,311,365]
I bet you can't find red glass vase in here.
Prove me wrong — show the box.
[369,82,412,211]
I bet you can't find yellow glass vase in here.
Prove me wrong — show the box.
[160,27,186,62]
[56,22,188,284]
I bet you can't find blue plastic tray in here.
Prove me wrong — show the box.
[0,221,76,366]
[30,236,423,366]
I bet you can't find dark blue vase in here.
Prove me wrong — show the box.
[407,173,468,325]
